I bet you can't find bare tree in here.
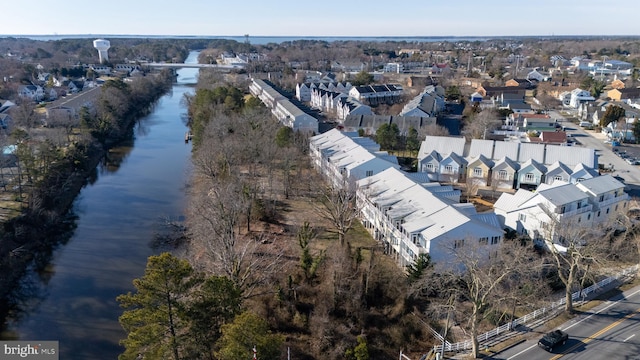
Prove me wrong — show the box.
[437,239,538,358]
[186,178,284,298]
[463,108,502,140]
[539,209,617,314]
[465,177,481,202]
[316,176,359,246]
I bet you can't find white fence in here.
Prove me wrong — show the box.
[432,264,639,354]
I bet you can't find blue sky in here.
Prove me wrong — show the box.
[3,0,639,37]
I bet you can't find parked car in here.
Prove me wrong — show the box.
[579,121,591,127]
[538,330,568,352]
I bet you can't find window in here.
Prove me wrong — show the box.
[599,195,604,202]
[366,170,373,177]
[412,234,419,244]
[426,163,434,171]
[597,210,601,217]
[491,236,500,245]
[518,213,527,222]
[524,173,535,182]
[498,170,508,180]
[615,204,619,211]
[473,167,483,177]
[587,214,591,220]
[454,239,465,249]
[577,178,585,182]
[479,237,488,245]
[445,165,454,173]
[606,208,610,214]
[554,175,563,181]
[560,205,566,214]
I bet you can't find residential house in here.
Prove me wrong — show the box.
[309,128,399,184]
[335,97,372,121]
[419,150,443,181]
[564,88,595,108]
[342,114,435,135]
[399,85,445,118]
[0,100,16,113]
[607,88,640,102]
[495,174,628,244]
[505,78,533,88]
[250,78,319,133]
[610,79,625,90]
[17,85,44,101]
[348,84,404,106]
[539,131,567,145]
[527,69,551,82]
[570,163,599,183]
[466,154,494,187]
[516,159,546,189]
[544,162,572,184]
[491,157,519,190]
[357,167,503,267]
[439,153,467,183]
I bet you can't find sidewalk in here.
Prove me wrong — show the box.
[448,273,637,359]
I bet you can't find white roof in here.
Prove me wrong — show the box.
[468,139,494,159]
[494,189,537,213]
[576,174,625,196]
[418,135,465,158]
[518,143,545,163]
[545,145,596,168]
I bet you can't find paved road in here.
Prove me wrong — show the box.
[45,86,101,111]
[490,285,640,360]
[550,110,640,196]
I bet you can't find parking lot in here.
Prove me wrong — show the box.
[552,110,640,197]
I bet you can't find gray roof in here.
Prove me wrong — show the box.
[576,174,625,195]
[538,183,589,206]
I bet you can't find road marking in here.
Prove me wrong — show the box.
[507,288,640,360]
[549,307,640,360]
[624,334,635,342]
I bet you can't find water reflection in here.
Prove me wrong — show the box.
[1,51,198,359]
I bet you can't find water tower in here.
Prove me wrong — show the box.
[93,39,110,64]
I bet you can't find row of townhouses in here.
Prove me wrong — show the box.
[494,175,628,248]
[417,135,599,190]
[310,129,504,267]
[249,78,319,134]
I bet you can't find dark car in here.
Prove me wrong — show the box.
[538,330,568,351]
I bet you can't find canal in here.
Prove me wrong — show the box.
[3,52,198,359]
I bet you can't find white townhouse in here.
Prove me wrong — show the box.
[250,78,318,134]
[309,129,399,185]
[348,84,404,106]
[357,167,504,267]
[494,175,628,245]
[417,136,598,190]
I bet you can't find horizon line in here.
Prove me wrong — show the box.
[2,34,640,39]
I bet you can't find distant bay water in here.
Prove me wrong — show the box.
[1,34,505,44]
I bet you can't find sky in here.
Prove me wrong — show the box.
[2,0,639,38]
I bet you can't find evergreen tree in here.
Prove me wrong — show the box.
[216,311,284,360]
[405,126,420,156]
[117,253,202,360]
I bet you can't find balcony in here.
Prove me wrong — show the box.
[598,194,629,208]
[558,204,593,219]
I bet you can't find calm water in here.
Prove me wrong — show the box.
[4,52,198,359]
